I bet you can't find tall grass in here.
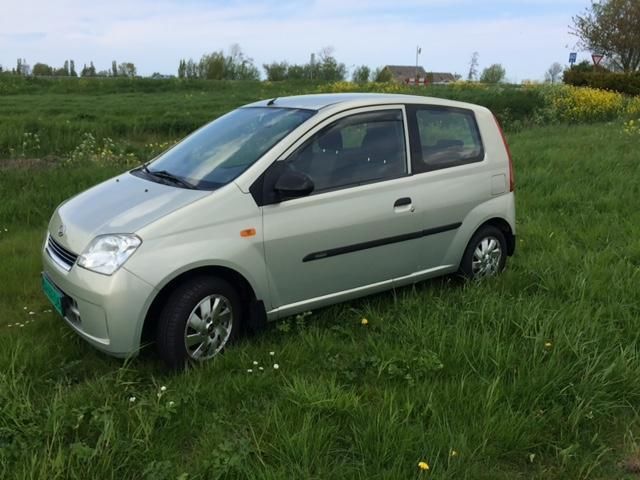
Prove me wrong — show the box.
[0,77,546,159]
[0,122,639,478]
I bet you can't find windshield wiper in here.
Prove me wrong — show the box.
[146,169,197,189]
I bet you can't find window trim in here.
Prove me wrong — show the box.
[406,104,485,174]
[251,105,411,206]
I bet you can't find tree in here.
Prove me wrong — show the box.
[199,51,226,79]
[287,64,306,80]
[70,60,77,77]
[480,64,506,83]
[572,0,640,72]
[178,59,187,79]
[117,62,136,77]
[63,60,69,75]
[467,52,479,81]
[32,63,53,76]
[112,60,118,77]
[545,62,564,83]
[225,43,260,80]
[263,62,289,81]
[16,58,29,76]
[185,59,198,78]
[314,46,346,81]
[81,62,97,77]
[373,67,393,82]
[351,65,370,84]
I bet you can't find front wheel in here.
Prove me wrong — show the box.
[156,276,242,369]
[459,225,507,280]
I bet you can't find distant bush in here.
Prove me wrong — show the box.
[563,70,640,96]
[540,85,630,123]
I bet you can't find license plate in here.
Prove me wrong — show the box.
[42,274,64,316]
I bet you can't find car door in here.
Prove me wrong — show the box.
[254,106,424,314]
[401,104,490,275]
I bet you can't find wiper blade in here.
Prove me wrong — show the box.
[146,169,197,189]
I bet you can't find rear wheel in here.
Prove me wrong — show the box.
[156,276,241,369]
[459,225,507,280]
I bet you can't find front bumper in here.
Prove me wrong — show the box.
[42,246,156,358]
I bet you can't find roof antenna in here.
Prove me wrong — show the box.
[267,97,278,106]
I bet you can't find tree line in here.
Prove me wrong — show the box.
[1,58,137,78]
[2,0,637,83]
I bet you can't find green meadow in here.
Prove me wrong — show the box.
[0,78,639,478]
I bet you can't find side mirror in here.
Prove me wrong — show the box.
[274,169,314,200]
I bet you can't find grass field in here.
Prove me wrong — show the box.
[0,77,544,159]
[1,84,640,478]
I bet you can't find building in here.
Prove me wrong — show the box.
[380,65,458,85]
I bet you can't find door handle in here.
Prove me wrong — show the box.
[394,197,412,207]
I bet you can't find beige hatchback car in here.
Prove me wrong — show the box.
[42,93,516,368]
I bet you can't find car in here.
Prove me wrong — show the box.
[41,93,516,368]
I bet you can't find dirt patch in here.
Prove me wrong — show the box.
[620,454,640,475]
[0,156,63,170]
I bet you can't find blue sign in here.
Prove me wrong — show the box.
[569,52,577,64]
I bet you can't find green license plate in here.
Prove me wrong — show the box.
[42,274,64,316]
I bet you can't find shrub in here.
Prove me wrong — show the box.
[563,70,640,96]
[541,85,627,123]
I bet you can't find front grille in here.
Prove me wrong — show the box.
[46,235,79,271]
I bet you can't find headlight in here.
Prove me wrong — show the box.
[77,234,142,275]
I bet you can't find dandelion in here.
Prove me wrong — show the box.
[258,367,264,371]
[28,311,35,315]
[247,368,253,373]
[168,401,175,407]
[160,385,167,392]
[23,307,27,310]
[129,396,136,403]
[273,363,279,370]
[269,351,275,356]
[361,318,369,326]
[253,360,259,365]
[418,461,430,470]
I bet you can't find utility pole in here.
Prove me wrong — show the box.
[415,46,422,83]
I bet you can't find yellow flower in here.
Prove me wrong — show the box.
[360,318,369,326]
[418,461,430,471]
[450,449,458,457]
[544,341,552,349]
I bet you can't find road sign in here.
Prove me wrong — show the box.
[592,54,604,65]
[569,52,577,64]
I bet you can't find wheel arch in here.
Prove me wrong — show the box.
[476,217,515,256]
[140,265,264,345]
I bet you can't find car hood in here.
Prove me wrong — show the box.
[48,171,211,254]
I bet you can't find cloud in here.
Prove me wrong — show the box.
[0,0,585,80]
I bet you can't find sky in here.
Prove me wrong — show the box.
[0,0,593,82]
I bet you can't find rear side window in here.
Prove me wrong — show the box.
[408,106,484,173]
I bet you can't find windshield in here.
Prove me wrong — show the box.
[143,107,315,190]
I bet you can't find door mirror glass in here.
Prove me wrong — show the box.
[274,168,314,200]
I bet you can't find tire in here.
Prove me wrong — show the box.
[459,225,507,280]
[156,276,242,369]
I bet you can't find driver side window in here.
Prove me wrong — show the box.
[285,109,408,193]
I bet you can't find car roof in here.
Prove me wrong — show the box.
[244,92,483,112]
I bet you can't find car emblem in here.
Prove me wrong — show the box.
[57,224,66,238]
